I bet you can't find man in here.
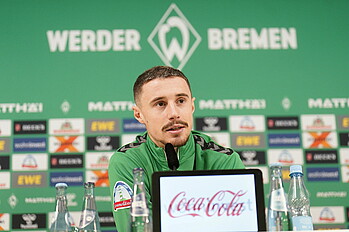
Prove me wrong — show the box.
[108,66,245,231]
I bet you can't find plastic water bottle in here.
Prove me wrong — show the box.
[267,163,290,231]
[130,168,152,232]
[288,165,313,231]
[78,182,101,232]
[50,183,74,232]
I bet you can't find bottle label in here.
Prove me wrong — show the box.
[292,216,313,231]
[270,188,287,211]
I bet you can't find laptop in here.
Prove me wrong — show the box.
[152,169,266,232]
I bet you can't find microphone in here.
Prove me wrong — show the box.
[165,143,179,171]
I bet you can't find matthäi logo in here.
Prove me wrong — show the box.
[148,3,201,69]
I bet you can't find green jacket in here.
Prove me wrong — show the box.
[108,131,245,232]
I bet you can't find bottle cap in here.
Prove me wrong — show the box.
[133,167,144,173]
[290,165,303,174]
[269,162,282,168]
[55,183,68,188]
[84,182,95,188]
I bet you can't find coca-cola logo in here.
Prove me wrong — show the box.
[168,190,249,218]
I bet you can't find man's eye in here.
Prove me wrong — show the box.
[156,102,165,107]
[178,99,186,104]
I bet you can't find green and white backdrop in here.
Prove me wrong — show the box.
[0,0,348,231]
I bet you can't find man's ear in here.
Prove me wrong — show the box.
[133,105,145,124]
[192,97,196,113]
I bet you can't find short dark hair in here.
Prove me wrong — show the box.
[133,66,192,104]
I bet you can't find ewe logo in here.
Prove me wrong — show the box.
[148,4,201,69]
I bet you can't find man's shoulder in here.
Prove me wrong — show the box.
[116,133,147,153]
[191,131,234,155]
[109,133,148,166]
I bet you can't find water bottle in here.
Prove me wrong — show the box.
[267,163,290,231]
[50,183,74,232]
[130,168,152,232]
[288,165,313,231]
[78,182,101,232]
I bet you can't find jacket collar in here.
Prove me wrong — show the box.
[145,132,195,170]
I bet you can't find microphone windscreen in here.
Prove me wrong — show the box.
[165,143,179,170]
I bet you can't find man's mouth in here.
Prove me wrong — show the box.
[165,125,185,131]
[163,121,188,132]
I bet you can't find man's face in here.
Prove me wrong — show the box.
[133,76,195,148]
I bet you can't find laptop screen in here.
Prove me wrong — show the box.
[152,169,266,232]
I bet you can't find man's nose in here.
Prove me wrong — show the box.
[167,103,180,120]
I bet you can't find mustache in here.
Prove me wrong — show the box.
[162,120,189,131]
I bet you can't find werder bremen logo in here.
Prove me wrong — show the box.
[148,3,201,69]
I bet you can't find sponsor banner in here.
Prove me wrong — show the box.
[0,102,43,114]
[13,138,46,152]
[12,213,46,229]
[85,152,113,169]
[229,115,265,132]
[121,134,138,146]
[0,138,10,153]
[195,117,227,131]
[199,99,266,110]
[0,213,10,231]
[49,136,85,153]
[339,148,349,164]
[0,172,10,189]
[25,196,55,204]
[86,119,119,134]
[98,212,116,227]
[205,132,231,148]
[267,116,299,130]
[237,150,266,165]
[314,224,346,230]
[307,167,340,182]
[50,154,84,169]
[95,195,112,202]
[12,172,47,188]
[50,172,84,186]
[316,191,347,199]
[13,120,47,135]
[337,115,349,130]
[85,170,109,187]
[341,166,349,183]
[310,206,345,224]
[339,132,349,146]
[122,118,146,133]
[301,114,336,131]
[0,120,12,137]
[49,118,84,135]
[87,136,119,151]
[305,150,338,164]
[246,166,269,184]
[0,156,10,170]
[12,153,48,171]
[302,132,338,149]
[267,149,303,165]
[231,133,265,148]
[268,133,301,147]
[88,101,133,112]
